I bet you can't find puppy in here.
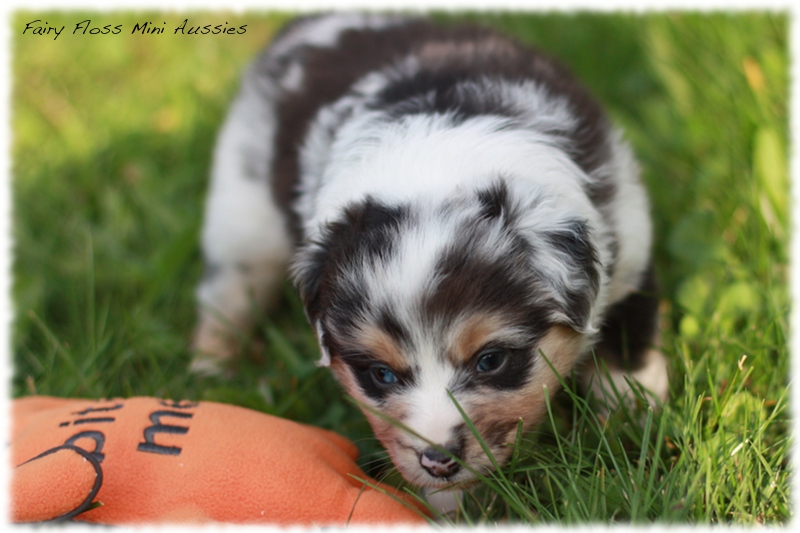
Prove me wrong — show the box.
[192,13,668,488]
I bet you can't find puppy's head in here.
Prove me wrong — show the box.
[292,180,601,487]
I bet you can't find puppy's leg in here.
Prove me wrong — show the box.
[581,265,668,411]
[192,74,292,375]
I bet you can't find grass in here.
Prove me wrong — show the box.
[11,9,790,525]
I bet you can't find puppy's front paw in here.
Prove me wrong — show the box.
[190,321,238,377]
[583,349,669,414]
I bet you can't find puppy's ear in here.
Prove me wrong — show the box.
[313,320,332,367]
[294,196,409,317]
[290,242,333,366]
[290,241,328,324]
[478,181,600,334]
[540,220,601,333]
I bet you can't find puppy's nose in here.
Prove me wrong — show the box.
[419,446,461,478]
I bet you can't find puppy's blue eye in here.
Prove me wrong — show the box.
[370,364,399,387]
[476,350,507,373]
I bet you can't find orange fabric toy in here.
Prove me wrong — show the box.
[10,396,430,525]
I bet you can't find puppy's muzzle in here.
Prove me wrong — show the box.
[419,444,462,478]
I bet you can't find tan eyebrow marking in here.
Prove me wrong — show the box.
[447,313,516,365]
[356,324,408,370]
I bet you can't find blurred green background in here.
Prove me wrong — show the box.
[11,10,790,524]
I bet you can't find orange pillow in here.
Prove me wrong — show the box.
[10,396,430,525]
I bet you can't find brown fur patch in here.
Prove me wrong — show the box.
[416,35,524,73]
[447,313,516,365]
[330,359,361,398]
[466,325,585,445]
[535,325,585,378]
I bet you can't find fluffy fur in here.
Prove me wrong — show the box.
[193,14,668,488]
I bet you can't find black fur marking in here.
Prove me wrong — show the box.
[587,178,617,207]
[604,236,620,279]
[462,345,534,391]
[476,179,514,223]
[425,245,534,323]
[377,308,413,349]
[337,351,416,403]
[294,198,408,325]
[422,221,550,369]
[353,367,393,403]
[595,263,659,372]
[542,220,601,330]
[372,71,519,125]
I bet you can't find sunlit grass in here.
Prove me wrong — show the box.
[11,10,789,525]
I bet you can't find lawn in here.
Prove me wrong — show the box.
[10,9,790,525]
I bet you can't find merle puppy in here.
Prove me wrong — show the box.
[192,13,668,488]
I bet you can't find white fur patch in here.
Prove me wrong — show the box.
[303,113,596,238]
[193,60,292,364]
[597,128,653,305]
[404,369,463,447]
